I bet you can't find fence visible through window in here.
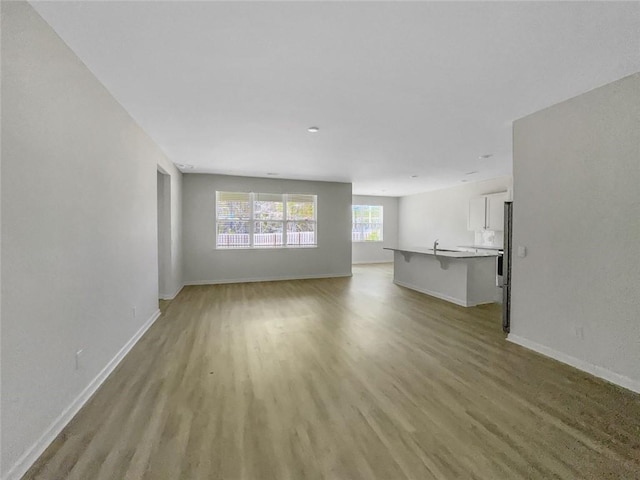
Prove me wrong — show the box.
[216,191,317,249]
[352,205,383,242]
[217,231,316,247]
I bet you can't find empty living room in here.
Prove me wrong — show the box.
[1,1,639,479]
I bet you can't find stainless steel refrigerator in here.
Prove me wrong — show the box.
[502,201,513,333]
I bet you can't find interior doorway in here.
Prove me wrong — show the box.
[157,167,171,300]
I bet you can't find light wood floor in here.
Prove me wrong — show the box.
[25,264,640,479]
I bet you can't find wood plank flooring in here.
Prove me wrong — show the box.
[24,264,640,479]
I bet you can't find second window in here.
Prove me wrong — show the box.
[352,205,383,242]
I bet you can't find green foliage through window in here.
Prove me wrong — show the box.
[216,192,317,248]
[352,205,383,242]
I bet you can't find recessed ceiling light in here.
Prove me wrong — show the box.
[177,164,194,170]
[266,172,279,176]
[465,170,479,175]
[307,126,319,133]
[479,154,493,159]
[410,174,419,178]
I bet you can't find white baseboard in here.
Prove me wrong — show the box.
[393,279,469,307]
[185,272,352,286]
[159,283,184,300]
[507,334,640,394]
[3,309,162,480]
[352,260,393,265]
[392,279,494,308]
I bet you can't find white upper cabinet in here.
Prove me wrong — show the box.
[468,196,487,231]
[486,192,509,230]
[468,191,509,231]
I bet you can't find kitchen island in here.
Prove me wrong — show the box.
[384,246,501,307]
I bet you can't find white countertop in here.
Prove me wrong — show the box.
[457,245,503,251]
[384,246,500,259]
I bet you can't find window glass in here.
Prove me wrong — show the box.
[216,192,251,247]
[216,191,317,249]
[352,205,383,242]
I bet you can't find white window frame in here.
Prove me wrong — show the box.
[352,205,384,242]
[216,191,317,249]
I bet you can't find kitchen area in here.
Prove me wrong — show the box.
[388,179,513,330]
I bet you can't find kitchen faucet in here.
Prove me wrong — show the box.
[433,239,439,252]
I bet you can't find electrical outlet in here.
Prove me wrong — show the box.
[75,349,84,370]
[574,326,584,339]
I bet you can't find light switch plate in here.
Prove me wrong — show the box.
[517,246,527,258]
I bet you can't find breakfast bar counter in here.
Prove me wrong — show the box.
[384,246,501,307]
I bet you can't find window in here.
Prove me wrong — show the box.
[352,205,383,242]
[216,191,317,248]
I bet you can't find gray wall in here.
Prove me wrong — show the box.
[158,171,170,297]
[398,176,512,249]
[167,168,184,298]
[351,195,398,264]
[157,169,184,299]
[1,3,183,477]
[510,73,640,393]
[183,174,352,284]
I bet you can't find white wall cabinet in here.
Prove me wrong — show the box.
[468,192,509,231]
[486,192,509,230]
[468,196,487,231]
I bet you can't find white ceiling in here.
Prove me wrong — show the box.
[31,1,640,196]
